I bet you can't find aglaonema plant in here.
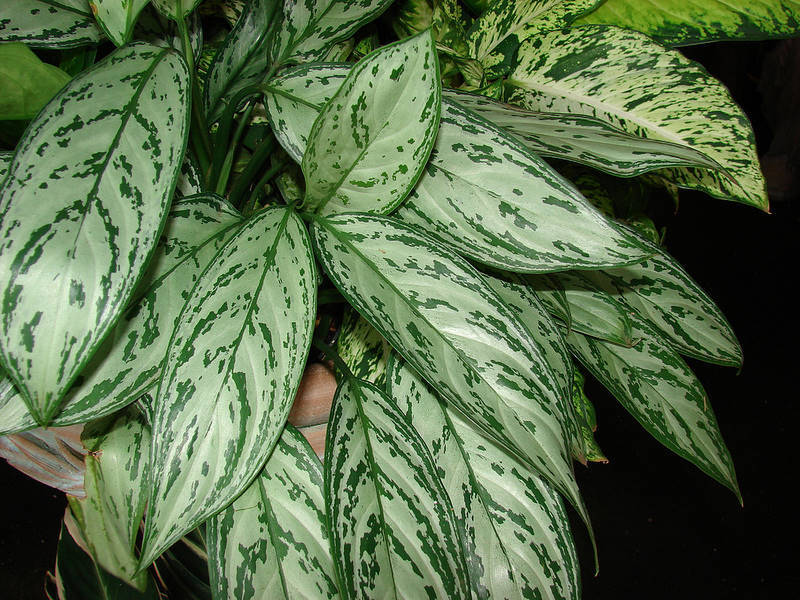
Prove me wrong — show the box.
[0,0,795,598]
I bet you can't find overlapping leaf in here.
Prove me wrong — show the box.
[151,0,204,21]
[0,43,71,120]
[0,43,189,425]
[207,426,338,600]
[140,207,316,568]
[91,0,150,46]
[506,26,767,209]
[336,305,391,386]
[0,0,101,48]
[570,368,606,462]
[529,274,572,326]
[325,376,470,599]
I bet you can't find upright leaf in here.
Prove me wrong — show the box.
[0,43,190,425]
[140,207,316,568]
[302,32,441,215]
[91,0,151,46]
[151,0,204,21]
[0,0,101,48]
[0,43,71,120]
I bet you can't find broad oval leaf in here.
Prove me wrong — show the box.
[0,0,101,48]
[140,207,316,568]
[91,0,150,46]
[311,213,589,524]
[0,43,71,120]
[302,31,441,216]
[0,43,190,425]
[507,26,767,209]
[325,376,470,599]
[207,425,338,600]
[396,100,649,272]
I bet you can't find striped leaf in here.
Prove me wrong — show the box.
[302,32,441,216]
[577,0,800,46]
[0,0,101,48]
[140,207,316,568]
[325,376,470,599]
[396,99,649,273]
[311,213,588,524]
[0,43,190,426]
[0,43,71,120]
[91,0,150,46]
[336,305,391,386]
[175,156,203,198]
[0,369,37,435]
[388,357,581,600]
[507,26,768,209]
[566,313,740,499]
[207,426,338,600]
[445,89,726,178]
[151,0,204,21]
[0,152,12,185]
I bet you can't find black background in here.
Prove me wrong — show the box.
[1,40,798,599]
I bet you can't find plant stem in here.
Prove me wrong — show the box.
[178,16,212,177]
[242,158,288,217]
[207,86,262,190]
[228,135,275,209]
[214,103,255,196]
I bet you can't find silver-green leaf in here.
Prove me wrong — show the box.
[336,305,391,386]
[0,0,101,48]
[91,0,151,46]
[151,0,204,21]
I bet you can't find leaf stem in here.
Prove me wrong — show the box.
[207,86,263,189]
[242,158,288,217]
[214,103,255,195]
[178,16,212,177]
[228,135,276,209]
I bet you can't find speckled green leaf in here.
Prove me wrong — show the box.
[570,368,606,463]
[336,305,391,386]
[0,152,12,184]
[396,99,648,273]
[0,43,71,120]
[207,426,338,600]
[311,213,589,524]
[134,6,203,57]
[175,156,203,198]
[151,0,204,21]
[325,376,470,599]
[566,313,740,499]
[445,89,726,179]
[302,32,441,216]
[0,43,190,426]
[91,0,150,46]
[0,0,101,48]
[388,357,580,600]
[140,207,316,568]
[507,26,768,209]
[576,0,800,46]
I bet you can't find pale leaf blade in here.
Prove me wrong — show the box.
[151,0,204,21]
[336,305,391,386]
[91,0,151,46]
[0,0,102,48]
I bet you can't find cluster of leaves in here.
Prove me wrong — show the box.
[1,0,797,598]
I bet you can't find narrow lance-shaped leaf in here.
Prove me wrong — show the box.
[140,207,316,568]
[0,43,190,425]
[207,426,339,600]
[302,31,441,216]
[325,376,470,599]
[0,43,71,121]
[506,26,768,209]
[91,0,151,46]
[0,0,101,48]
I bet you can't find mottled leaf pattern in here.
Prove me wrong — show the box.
[507,26,768,209]
[91,0,150,46]
[0,369,37,435]
[0,43,190,425]
[336,305,391,386]
[302,32,440,216]
[0,0,101,48]
[207,426,338,600]
[570,368,606,463]
[0,152,12,185]
[140,207,316,568]
[325,376,470,599]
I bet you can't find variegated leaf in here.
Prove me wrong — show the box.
[207,425,338,600]
[0,43,72,120]
[570,368,606,463]
[507,26,768,209]
[134,5,203,57]
[0,43,190,425]
[396,99,649,272]
[0,0,101,48]
[0,369,37,435]
[529,274,572,327]
[91,0,150,46]
[67,407,151,590]
[388,357,580,600]
[445,89,726,178]
[325,376,470,599]
[302,32,440,216]
[269,0,393,68]
[311,213,589,523]
[576,0,800,46]
[140,207,316,568]
[151,0,204,21]
[175,155,203,198]
[336,305,391,386]
[566,313,740,498]
[0,152,11,186]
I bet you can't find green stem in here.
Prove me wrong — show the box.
[242,157,288,217]
[311,338,353,380]
[317,288,346,305]
[215,103,255,195]
[178,16,212,176]
[228,135,276,209]
[207,86,263,189]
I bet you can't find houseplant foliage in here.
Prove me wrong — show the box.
[0,0,796,597]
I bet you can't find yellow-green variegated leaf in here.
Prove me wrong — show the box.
[566,313,740,499]
[311,213,589,524]
[576,0,800,46]
[396,99,648,273]
[151,0,204,21]
[507,26,768,209]
[140,207,316,568]
[388,357,580,600]
[207,426,338,600]
[67,407,151,590]
[91,0,151,46]
[302,32,441,216]
[325,376,470,599]
[0,43,189,426]
[445,89,727,178]
[336,305,391,386]
[0,0,101,48]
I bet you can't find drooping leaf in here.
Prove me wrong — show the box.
[336,305,391,386]
[140,207,316,568]
[206,426,338,600]
[0,43,71,120]
[576,0,800,46]
[325,376,470,599]
[91,0,150,46]
[506,26,768,209]
[396,99,649,273]
[0,0,101,48]
[311,212,588,523]
[151,0,204,21]
[566,313,740,499]
[0,43,190,425]
[388,357,581,600]
[302,31,441,216]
